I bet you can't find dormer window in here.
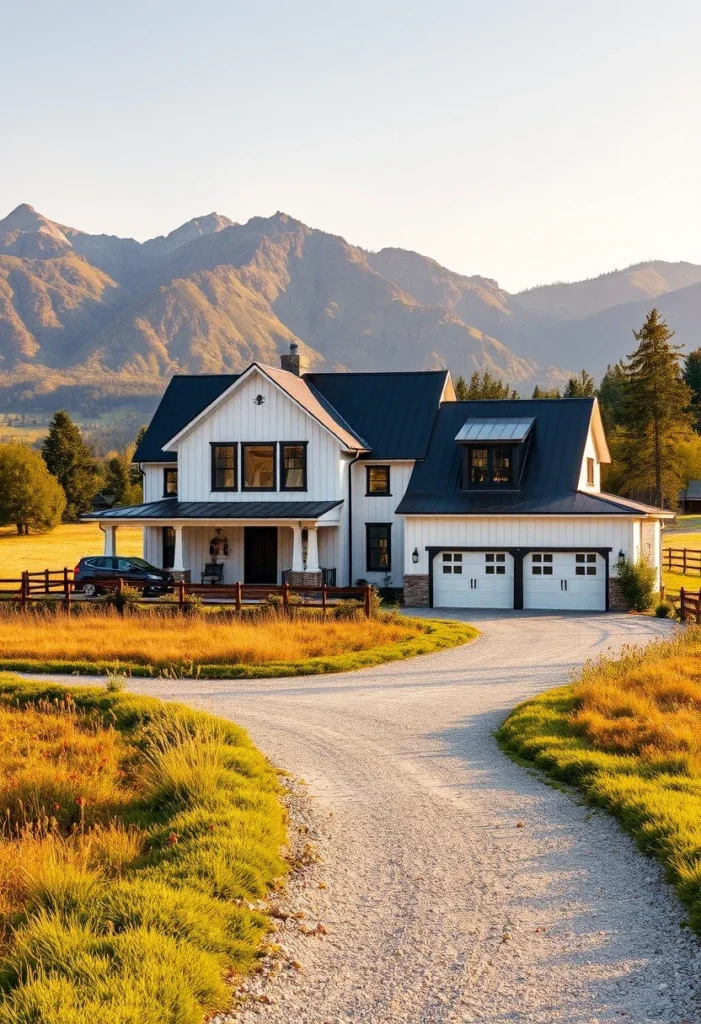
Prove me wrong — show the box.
[457,417,534,491]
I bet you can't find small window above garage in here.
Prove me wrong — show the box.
[456,417,535,491]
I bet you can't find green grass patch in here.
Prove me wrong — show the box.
[0,676,286,1023]
[497,628,701,936]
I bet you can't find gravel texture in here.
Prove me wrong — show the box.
[25,611,701,1022]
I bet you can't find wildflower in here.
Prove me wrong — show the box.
[167,832,178,845]
[75,796,85,806]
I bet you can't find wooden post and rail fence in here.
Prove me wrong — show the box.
[0,569,374,617]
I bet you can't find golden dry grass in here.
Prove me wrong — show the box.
[0,607,425,668]
[0,523,143,585]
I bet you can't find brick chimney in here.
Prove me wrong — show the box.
[280,341,306,376]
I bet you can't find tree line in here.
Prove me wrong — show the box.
[0,412,146,534]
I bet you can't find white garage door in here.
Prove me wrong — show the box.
[433,551,514,609]
[523,552,606,611]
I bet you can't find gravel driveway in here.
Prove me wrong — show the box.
[26,612,701,1022]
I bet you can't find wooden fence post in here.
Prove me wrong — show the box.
[680,586,685,619]
[364,584,371,619]
[659,583,665,603]
[282,581,290,613]
[117,577,124,598]
[20,571,28,610]
[235,581,242,613]
[44,569,49,595]
[178,579,185,610]
[63,567,71,612]
[322,585,328,615]
[683,548,688,574]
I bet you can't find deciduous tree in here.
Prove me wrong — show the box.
[0,444,66,534]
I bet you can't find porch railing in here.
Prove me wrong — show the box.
[0,569,372,617]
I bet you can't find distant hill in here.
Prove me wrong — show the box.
[1,203,699,412]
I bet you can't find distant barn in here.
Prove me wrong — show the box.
[680,481,701,514]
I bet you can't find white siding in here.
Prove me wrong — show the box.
[142,464,171,503]
[577,425,602,491]
[404,516,637,577]
[641,518,662,588]
[175,369,343,503]
[143,525,160,565]
[351,461,414,587]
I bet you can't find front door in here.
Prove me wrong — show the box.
[244,527,278,584]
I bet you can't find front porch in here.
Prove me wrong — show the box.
[91,500,344,587]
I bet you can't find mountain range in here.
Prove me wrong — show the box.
[2,202,700,413]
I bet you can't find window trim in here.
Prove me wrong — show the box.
[366,523,392,573]
[586,457,595,487]
[210,442,238,493]
[467,445,514,488]
[163,467,178,497]
[241,442,277,492]
[279,441,308,492]
[366,465,391,496]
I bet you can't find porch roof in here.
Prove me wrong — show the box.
[83,499,343,521]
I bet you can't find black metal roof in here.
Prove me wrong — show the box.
[396,398,648,516]
[133,369,448,463]
[133,374,239,463]
[301,371,450,460]
[84,499,343,520]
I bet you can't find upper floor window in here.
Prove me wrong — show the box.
[242,443,276,491]
[280,443,307,491]
[587,457,595,486]
[468,445,513,487]
[211,443,237,491]
[367,465,391,495]
[163,468,178,496]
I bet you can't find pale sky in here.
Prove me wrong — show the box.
[3,0,700,292]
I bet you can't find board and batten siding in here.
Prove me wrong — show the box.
[142,464,171,503]
[403,516,639,576]
[351,461,414,588]
[174,369,344,503]
[577,425,602,491]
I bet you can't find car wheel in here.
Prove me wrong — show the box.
[82,582,98,598]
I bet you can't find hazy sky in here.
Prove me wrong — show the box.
[3,0,700,292]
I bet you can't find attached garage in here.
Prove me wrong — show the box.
[433,550,514,609]
[523,551,606,611]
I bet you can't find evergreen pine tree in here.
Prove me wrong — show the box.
[456,371,518,400]
[563,369,595,398]
[597,362,628,430]
[621,309,692,507]
[683,348,701,432]
[532,385,561,399]
[41,411,101,521]
[454,375,468,400]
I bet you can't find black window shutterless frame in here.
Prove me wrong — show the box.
[279,442,308,491]
[366,523,391,572]
[366,465,391,495]
[210,443,238,492]
[241,443,277,491]
[163,467,178,496]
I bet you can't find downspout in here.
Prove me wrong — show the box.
[347,452,362,586]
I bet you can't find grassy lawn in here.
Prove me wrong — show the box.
[0,675,286,1023]
[0,524,143,585]
[498,629,701,937]
[0,606,477,678]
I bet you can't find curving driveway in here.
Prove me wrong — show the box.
[28,612,701,1022]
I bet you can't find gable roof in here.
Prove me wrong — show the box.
[682,480,701,500]
[133,374,239,464]
[303,370,451,459]
[396,398,667,517]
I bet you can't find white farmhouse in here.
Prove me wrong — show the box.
[85,344,671,611]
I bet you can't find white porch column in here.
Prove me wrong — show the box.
[101,524,117,557]
[172,525,185,572]
[291,526,305,571]
[305,526,320,573]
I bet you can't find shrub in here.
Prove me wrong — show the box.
[333,599,363,621]
[655,602,673,618]
[616,556,657,612]
[105,584,142,615]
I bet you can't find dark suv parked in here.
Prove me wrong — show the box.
[74,557,174,597]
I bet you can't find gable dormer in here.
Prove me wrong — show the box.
[455,416,535,491]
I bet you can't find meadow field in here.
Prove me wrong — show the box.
[499,628,701,936]
[0,676,286,1023]
[662,521,701,595]
[0,605,476,678]
[0,523,143,581]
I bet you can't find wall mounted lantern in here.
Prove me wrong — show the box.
[617,549,626,567]
[412,547,419,564]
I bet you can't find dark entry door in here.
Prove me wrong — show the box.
[162,526,175,569]
[244,527,277,584]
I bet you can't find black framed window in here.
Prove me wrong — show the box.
[587,457,595,486]
[162,526,175,569]
[242,443,276,491]
[367,465,391,495]
[211,443,237,491]
[163,467,178,496]
[468,446,513,487]
[366,523,391,572]
[280,443,307,491]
